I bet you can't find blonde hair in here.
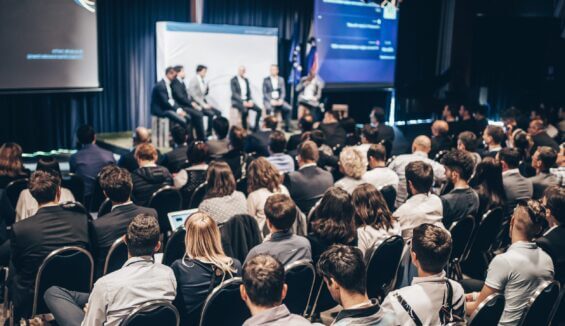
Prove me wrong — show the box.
[184,211,236,277]
[339,147,366,179]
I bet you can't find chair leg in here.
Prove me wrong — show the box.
[306,282,323,321]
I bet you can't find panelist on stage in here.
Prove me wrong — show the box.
[150,67,191,129]
[230,66,262,131]
[171,65,205,140]
[187,65,222,137]
[262,65,292,132]
[296,71,324,120]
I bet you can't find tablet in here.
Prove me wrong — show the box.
[167,209,197,231]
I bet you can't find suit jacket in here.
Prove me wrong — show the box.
[150,79,177,116]
[69,144,115,196]
[537,226,565,283]
[532,132,559,151]
[262,76,286,110]
[284,165,333,203]
[376,123,395,144]
[502,169,533,214]
[318,123,346,148]
[118,148,165,173]
[244,130,272,157]
[171,78,193,109]
[529,172,559,200]
[163,144,189,173]
[187,75,208,107]
[230,76,252,105]
[9,205,90,310]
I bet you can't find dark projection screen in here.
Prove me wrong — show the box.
[0,0,99,91]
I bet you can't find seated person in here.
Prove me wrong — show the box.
[9,171,90,320]
[163,125,190,173]
[440,150,479,228]
[245,115,278,158]
[93,165,157,273]
[335,147,367,194]
[131,143,173,206]
[481,125,504,158]
[382,224,465,325]
[296,71,324,120]
[266,131,295,174]
[354,125,381,160]
[207,117,230,158]
[536,185,565,283]
[221,126,250,180]
[393,161,444,240]
[173,141,209,190]
[465,199,554,325]
[231,66,262,131]
[44,214,176,326]
[362,144,399,191]
[245,194,311,265]
[287,114,314,152]
[429,120,452,159]
[318,110,346,148]
[529,146,559,199]
[263,65,292,132]
[498,147,533,215]
[118,127,164,172]
[172,212,241,325]
[240,254,311,325]
[457,131,481,167]
[318,245,394,325]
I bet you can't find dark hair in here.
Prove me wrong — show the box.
[499,147,521,169]
[352,183,395,230]
[242,254,285,307]
[412,224,452,273]
[367,144,387,162]
[371,107,386,123]
[311,187,356,244]
[76,125,95,145]
[269,131,287,154]
[99,165,133,203]
[457,131,478,152]
[264,116,278,130]
[165,66,175,75]
[405,161,434,194]
[469,157,506,211]
[310,130,326,147]
[485,125,505,145]
[171,125,188,146]
[229,126,247,151]
[476,105,488,116]
[545,186,565,224]
[317,245,366,295]
[212,117,230,139]
[187,141,209,165]
[135,143,158,162]
[205,161,236,199]
[340,117,357,134]
[443,104,458,118]
[29,170,60,205]
[173,65,183,73]
[196,65,207,73]
[247,157,282,193]
[36,157,62,179]
[513,130,531,160]
[440,150,475,181]
[361,125,380,144]
[265,194,297,230]
[299,114,314,132]
[126,214,160,257]
[536,146,557,172]
[298,141,319,163]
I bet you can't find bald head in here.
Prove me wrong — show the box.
[431,120,449,137]
[238,66,246,77]
[134,127,151,145]
[412,136,432,154]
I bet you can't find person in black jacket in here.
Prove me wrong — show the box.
[231,66,262,131]
[528,119,559,152]
[131,143,173,206]
[369,107,395,147]
[164,125,190,173]
[536,186,565,283]
[9,171,90,319]
[221,126,252,180]
[150,67,191,128]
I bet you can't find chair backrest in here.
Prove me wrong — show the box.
[62,173,85,205]
[189,182,207,209]
[449,216,475,263]
[148,186,182,234]
[98,198,113,217]
[236,176,248,196]
[366,235,404,301]
[472,208,504,255]
[519,280,561,326]
[89,173,107,212]
[33,246,94,316]
[163,228,186,266]
[6,178,28,209]
[468,293,505,326]
[379,185,396,212]
[199,277,250,326]
[103,237,128,275]
[295,194,323,216]
[284,260,316,316]
[120,300,180,326]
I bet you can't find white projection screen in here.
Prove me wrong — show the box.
[156,22,278,118]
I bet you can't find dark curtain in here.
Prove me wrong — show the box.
[0,0,190,152]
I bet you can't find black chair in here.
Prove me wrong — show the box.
[199,277,251,326]
[365,235,404,301]
[295,194,323,217]
[284,260,315,316]
[448,216,475,280]
[121,300,180,326]
[32,246,94,316]
[5,178,28,209]
[379,185,396,212]
[236,176,248,196]
[98,198,112,217]
[519,281,560,326]
[468,293,505,326]
[148,186,182,235]
[163,228,186,266]
[88,173,106,213]
[189,182,207,209]
[103,237,128,275]
[62,173,85,205]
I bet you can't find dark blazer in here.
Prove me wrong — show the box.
[150,79,177,116]
[69,144,115,196]
[287,134,302,151]
[441,188,480,229]
[532,132,559,152]
[284,165,333,203]
[9,205,90,311]
[164,145,189,173]
[530,172,560,200]
[171,78,193,109]
[244,130,272,157]
[131,166,173,206]
[537,226,565,283]
[230,76,252,106]
[376,123,395,144]
[318,123,346,148]
[430,135,452,159]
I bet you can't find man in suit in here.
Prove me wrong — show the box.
[118,127,164,173]
[231,66,262,131]
[287,114,314,152]
[263,65,292,132]
[93,166,157,274]
[498,147,533,215]
[171,65,207,140]
[188,65,222,137]
[528,119,559,152]
[318,110,346,148]
[529,146,559,199]
[430,120,452,159]
[9,171,90,319]
[69,125,116,200]
[536,186,565,283]
[284,141,333,213]
[370,107,395,147]
[150,66,191,128]
[481,125,505,158]
[244,115,278,157]
[163,125,190,173]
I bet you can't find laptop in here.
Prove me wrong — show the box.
[167,209,198,231]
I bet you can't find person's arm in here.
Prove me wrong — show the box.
[465,285,498,316]
[157,84,175,111]
[246,194,257,218]
[188,78,206,108]
[231,78,242,103]
[262,78,271,105]
[171,82,191,108]
[82,282,107,326]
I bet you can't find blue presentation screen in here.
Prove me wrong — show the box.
[314,0,398,88]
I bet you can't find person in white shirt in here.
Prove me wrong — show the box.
[465,199,554,326]
[262,65,292,131]
[352,183,400,256]
[388,136,445,208]
[362,144,399,191]
[382,224,465,325]
[394,161,444,241]
[230,66,262,131]
[335,147,366,194]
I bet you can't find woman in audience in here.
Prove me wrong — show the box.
[335,147,367,194]
[308,187,357,263]
[469,157,507,218]
[131,143,173,206]
[221,126,249,180]
[352,183,400,256]
[172,212,242,325]
[198,161,247,223]
[173,141,209,192]
[0,142,30,188]
[246,157,289,232]
[15,157,75,221]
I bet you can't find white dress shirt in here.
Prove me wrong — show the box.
[238,76,248,100]
[164,79,175,106]
[15,188,75,222]
[357,221,401,256]
[393,193,444,240]
[270,76,280,99]
[362,167,400,191]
